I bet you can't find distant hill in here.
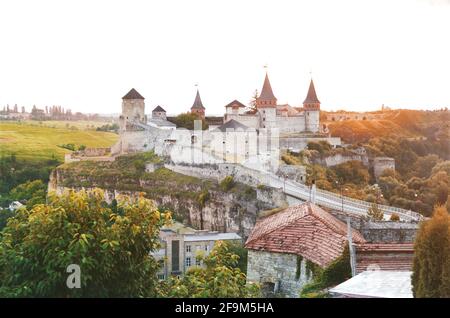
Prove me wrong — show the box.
[325,109,449,143]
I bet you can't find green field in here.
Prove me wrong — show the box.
[0,121,118,161]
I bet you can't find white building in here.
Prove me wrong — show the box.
[224,73,321,134]
[152,222,241,279]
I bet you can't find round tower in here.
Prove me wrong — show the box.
[256,72,277,129]
[303,79,321,133]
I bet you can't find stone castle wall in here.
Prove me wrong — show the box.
[246,250,314,298]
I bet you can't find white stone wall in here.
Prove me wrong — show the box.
[280,136,342,151]
[165,162,270,187]
[305,110,320,132]
[226,113,259,128]
[275,115,306,133]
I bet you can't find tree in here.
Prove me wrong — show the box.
[157,241,260,298]
[9,180,47,209]
[412,205,450,298]
[367,202,384,221]
[0,189,170,297]
[172,112,208,130]
[246,89,259,114]
[332,160,370,186]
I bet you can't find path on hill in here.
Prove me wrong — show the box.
[264,172,424,222]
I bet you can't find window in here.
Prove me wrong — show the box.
[186,245,191,253]
[172,240,180,272]
[204,245,209,252]
[157,274,165,280]
[196,259,201,266]
[185,257,191,267]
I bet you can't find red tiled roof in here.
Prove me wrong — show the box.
[303,79,320,104]
[355,243,414,273]
[225,100,246,109]
[245,202,366,268]
[258,72,277,101]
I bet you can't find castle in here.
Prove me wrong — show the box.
[108,72,338,172]
[224,73,321,133]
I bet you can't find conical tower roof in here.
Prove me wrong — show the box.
[303,79,320,104]
[259,73,277,100]
[191,89,205,109]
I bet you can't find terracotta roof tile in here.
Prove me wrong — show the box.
[355,243,414,273]
[303,79,320,104]
[245,202,366,268]
[225,100,246,108]
[258,72,277,101]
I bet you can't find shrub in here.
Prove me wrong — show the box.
[220,176,235,192]
[389,213,400,221]
[300,244,351,298]
[367,202,384,221]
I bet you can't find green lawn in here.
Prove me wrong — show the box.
[0,121,118,161]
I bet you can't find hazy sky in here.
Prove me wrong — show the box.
[0,0,449,115]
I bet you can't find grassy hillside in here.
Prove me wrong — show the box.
[0,121,118,160]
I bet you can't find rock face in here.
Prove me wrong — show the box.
[49,166,283,239]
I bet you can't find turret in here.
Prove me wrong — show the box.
[303,79,321,132]
[120,88,146,131]
[256,72,277,128]
[190,89,205,119]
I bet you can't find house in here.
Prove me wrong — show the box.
[152,222,241,280]
[245,202,366,297]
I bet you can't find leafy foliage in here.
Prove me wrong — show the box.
[157,241,259,298]
[9,180,47,210]
[0,189,170,297]
[0,155,60,208]
[412,205,450,298]
[171,112,208,130]
[300,244,351,298]
[367,202,384,221]
[307,141,332,156]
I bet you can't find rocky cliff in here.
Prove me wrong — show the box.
[49,153,287,238]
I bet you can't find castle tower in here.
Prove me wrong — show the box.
[190,89,205,119]
[256,72,277,129]
[121,88,145,122]
[120,88,146,131]
[303,79,321,133]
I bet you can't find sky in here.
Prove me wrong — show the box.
[0,0,449,115]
